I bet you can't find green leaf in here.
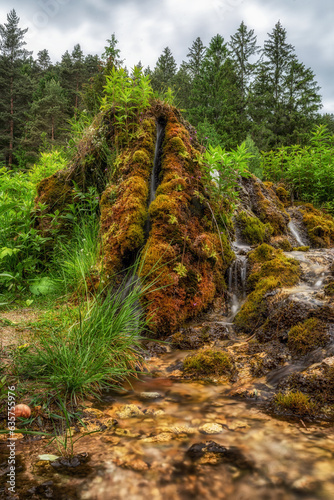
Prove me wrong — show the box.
[29,277,55,296]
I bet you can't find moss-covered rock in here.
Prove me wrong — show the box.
[183,348,234,378]
[287,318,329,355]
[234,244,300,334]
[299,204,334,248]
[235,211,273,245]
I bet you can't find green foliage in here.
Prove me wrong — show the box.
[261,125,334,211]
[203,142,252,207]
[0,150,67,292]
[101,66,154,145]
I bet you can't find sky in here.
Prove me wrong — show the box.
[1,0,333,114]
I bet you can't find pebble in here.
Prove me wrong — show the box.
[199,423,224,435]
[115,405,144,419]
[139,392,162,399]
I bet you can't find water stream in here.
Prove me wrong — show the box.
[288,220,306,247]
[228,239,251,317]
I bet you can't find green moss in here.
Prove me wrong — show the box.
[235,244,300,333]
[275,185,290,206]
[292,246,310,252]
[300,204,334,248]
[235,211,273,244]
[278,238,293,251]
[252,180,288,236]
[274,391,316,415]
[324,281,334,296]
[288,318,329,355]
[183,348,233,377]
[234,276,279,331]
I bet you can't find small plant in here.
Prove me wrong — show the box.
[47,398,100,458]
[274,391,316,415]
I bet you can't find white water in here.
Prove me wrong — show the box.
[288,220,305,246]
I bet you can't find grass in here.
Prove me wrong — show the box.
[14,269,149,402]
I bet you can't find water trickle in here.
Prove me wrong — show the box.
[228,241,251,317]
[288,220,305,246]
[149,120,165,205]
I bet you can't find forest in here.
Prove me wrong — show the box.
[1,7,334,500]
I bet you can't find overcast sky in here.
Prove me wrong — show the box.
[1,0,333,114]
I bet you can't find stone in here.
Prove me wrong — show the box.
[199,423,224,435]
[140,432,174,443]
[115,404,144,419]
[139,392,162,399]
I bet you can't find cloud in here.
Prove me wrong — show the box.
[1,0,333,113]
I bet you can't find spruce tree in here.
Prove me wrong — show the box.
[151,47,177,94]
[189,34,245,148]
[186,37,206,80]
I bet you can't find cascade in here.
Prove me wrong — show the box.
[288,220,305,246]
[228,239,251,317]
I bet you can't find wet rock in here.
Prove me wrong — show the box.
[158,425,197,435]
[113,455,149,472]
[170,323,230,350]
[139,391,162,400]
[115,404,144,419]
[140,432,174,443]
[83,408,104,419]
[114,428,140,438]
[186,441,252,469]
[199,423,224,434]
[50,453,90,475]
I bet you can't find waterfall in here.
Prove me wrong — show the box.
[144,119,165,238]
[228,242,250,317]
[288,220,305,247]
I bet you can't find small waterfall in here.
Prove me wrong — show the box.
[145,119,165,237]
[228,242,250,317]
[288,220,305,247]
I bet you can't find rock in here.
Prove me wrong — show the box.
[83,407,104,419]
[199,423,224,435]
[322,356,334,367]
[140,432,174,443]
[38,454,60,461]
[113,456,149,471]
[186,441,253,469]
[114,428,140,438]
[115,404,144,419]
[139,392,162,400]
[158,425,197,435]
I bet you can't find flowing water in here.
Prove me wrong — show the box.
[288,220,307,247]
[3,361,334,500]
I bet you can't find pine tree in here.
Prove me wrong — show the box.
[0,9,32,166]
[24,78,69,154]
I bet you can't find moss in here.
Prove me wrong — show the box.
[183,348,233,377]
[251,178,289,236]
[234,244,300,333]
[287,318,329,355]
[235,211,273,245]
[292,246,310,252]
[274,391,317,415]
[324,281,334,296]
[275,185,290,206]
[299,204,334,248]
